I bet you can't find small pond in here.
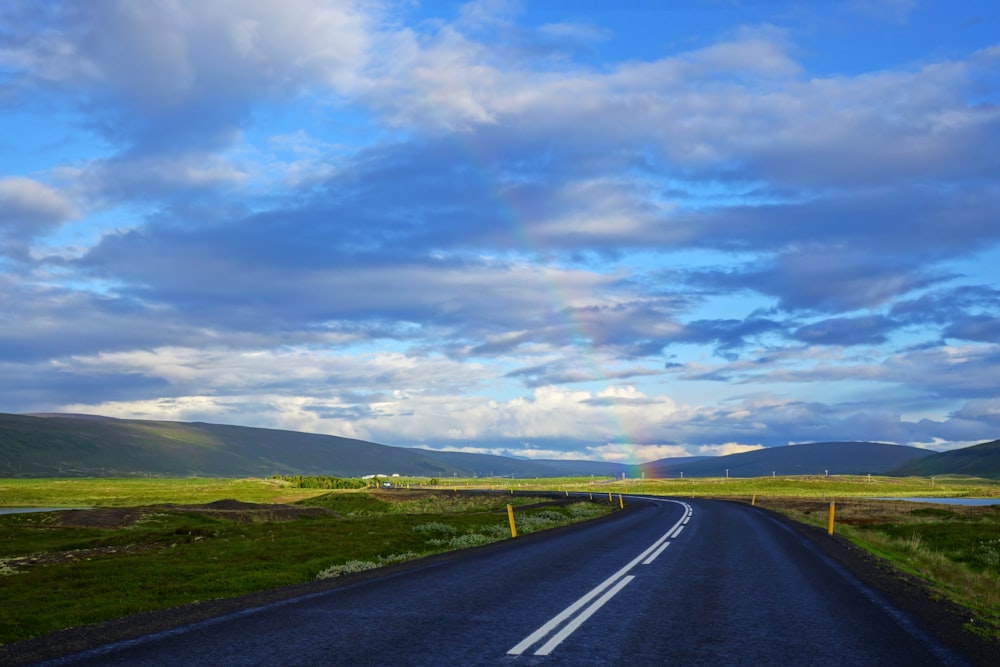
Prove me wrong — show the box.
[875,497,999,506]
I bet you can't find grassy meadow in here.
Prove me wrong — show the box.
[0,477,330,507]
[524,473,1000,498]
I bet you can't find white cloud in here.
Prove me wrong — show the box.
[17,0,372,99]
[694,443,767,457]
[0,177,77,253]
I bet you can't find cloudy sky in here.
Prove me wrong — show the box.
[1,1,998,463]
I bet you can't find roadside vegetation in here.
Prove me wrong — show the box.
[0,480,614,646]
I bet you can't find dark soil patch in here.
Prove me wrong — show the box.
[54,507,148,529]
[157,499,335,523]
[54,500,335,529]
[2,543,159,572]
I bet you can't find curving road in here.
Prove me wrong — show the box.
[31,497,970,666]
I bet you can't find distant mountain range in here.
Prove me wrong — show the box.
[638,441,930,479]
[1,413,997,479]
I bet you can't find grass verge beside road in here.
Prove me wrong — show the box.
[0,483,614,646]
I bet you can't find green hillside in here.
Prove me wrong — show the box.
[0,413,623,478]
[891,440,1000,479]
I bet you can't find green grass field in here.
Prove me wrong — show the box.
[536,474,1000,498]
[0,477,329,507]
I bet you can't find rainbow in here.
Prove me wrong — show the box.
[451,134,649,474]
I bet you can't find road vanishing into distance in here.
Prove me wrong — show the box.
[31,496,972,666]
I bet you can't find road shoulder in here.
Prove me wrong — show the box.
[756,504,998,667]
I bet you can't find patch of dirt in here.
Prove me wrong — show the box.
[368,489,428,501]
[53,499,336,529]
[156,499,335,523]
[1,544,158,573]
[55,507,149,529]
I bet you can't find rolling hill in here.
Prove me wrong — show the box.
[2,413,995,479]
[890,439,1000,479]
[0,413,625,478]
[639,441,932,478]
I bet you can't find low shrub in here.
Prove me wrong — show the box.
[412,522,457,536]
[315,552,420,580]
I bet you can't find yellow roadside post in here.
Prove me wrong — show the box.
[608,491,613,503]
[618,494,624,509]
[827,502,836,535]
[751,494,756,506]
[507,504,517,538]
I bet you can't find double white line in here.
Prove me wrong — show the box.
[508,500,692,657]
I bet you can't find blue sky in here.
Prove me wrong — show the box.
[1,0,998,463]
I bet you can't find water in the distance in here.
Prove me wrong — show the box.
[0,507,85,515]
[877,497,999,506]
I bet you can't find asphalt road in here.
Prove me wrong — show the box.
[31,497,971,666]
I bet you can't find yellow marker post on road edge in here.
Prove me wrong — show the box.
[618,494,624,509]
[827,502,836,535]
[507,504,517,538]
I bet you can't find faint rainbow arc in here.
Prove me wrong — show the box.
[451,136,647,474]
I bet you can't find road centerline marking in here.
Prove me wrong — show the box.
[642,541,670,565]
[507,499,691,656]
[534,576,636,656]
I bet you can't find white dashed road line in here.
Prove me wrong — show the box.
[508,499,692,657]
